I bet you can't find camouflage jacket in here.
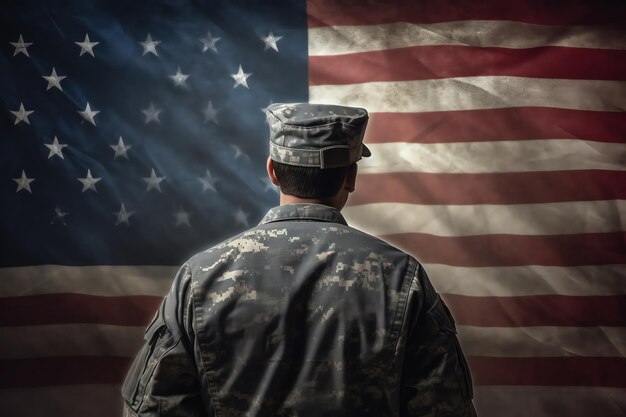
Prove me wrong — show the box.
[122,204,476,417]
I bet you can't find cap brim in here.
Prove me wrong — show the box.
[362,144,371,157]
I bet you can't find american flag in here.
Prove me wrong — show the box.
[1,0,625,416]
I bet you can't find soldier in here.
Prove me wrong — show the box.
[122,103,477,416]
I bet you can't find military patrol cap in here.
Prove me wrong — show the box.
[266,103,371,169]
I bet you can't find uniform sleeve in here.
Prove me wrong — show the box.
[400,264,477,417]
[121,264,206,416]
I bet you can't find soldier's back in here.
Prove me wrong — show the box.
[188,204,416,416]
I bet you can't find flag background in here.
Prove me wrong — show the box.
[1,0,625,416]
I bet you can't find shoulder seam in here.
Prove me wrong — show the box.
[392,256,419,355]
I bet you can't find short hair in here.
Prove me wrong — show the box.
[272,161,353,199]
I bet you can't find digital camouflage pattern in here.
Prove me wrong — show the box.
[122,204,476,416]
[266,103,371,169]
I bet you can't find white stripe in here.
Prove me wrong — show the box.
[424,264,626,296]
[0,265,176,297]
[474,386,626,417]
[309,77,626,112]
[1,262,623,299]
[309,21,626,56]
[0,385,124,417]
[0,324,144,359]
[357,140,626,174]
[342,200,626,236]
[458,326,626,358]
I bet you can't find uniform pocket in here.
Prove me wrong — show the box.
[427,295,473,400]
[122,303,177,411]
[427,295,456,333]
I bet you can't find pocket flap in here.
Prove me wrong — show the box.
[427,294,457,334]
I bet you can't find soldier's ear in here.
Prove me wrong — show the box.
[345,163,358,193]
[267,157,280,186]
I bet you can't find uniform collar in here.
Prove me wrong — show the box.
[259,204,348,226]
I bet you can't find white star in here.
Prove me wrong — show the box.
[115,203,134,226]
[231,65,251,89]
[261,32,283,52]
[231,144,245,159]
[75,33,99,57]
[202,100,219,124]
[143,168,165,192]
[234,208,249,227]
[10,34,33,57]
[51,206,69,225]
[199,32,221,53]
[12,170,35,193]
[44,136,68,159]
[198,169,218,192]
[42,67,66,91]
[260,177,279,193]
[174,209,191,227]
[169,66,189,87]
[139,33,161,56]
[77,169,101,192]
[142,102,162,124]
[10,102,34,125]
[110,136,131,159]
[78,102,100,126]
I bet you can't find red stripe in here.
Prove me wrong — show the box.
[348,171,626,205]
[383,232,626,267]
[443,294,626,327]
[3,356,624,388]
[3,291,623,329]
[364,109,626,144]
[0,294,160,327]
[469,357,626,387]
[0,356,131,388]
[307,0,626,27]
[309,46,626,85]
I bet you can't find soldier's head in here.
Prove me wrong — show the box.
[265,103,370,209]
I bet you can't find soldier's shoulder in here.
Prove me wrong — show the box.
[183,228,253,269]
[340,223,418,262]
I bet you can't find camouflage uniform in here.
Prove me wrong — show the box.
[122,104,476,416]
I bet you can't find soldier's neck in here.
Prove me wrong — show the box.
[279,193,344,211]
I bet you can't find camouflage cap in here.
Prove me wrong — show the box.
[266,103,370,169]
